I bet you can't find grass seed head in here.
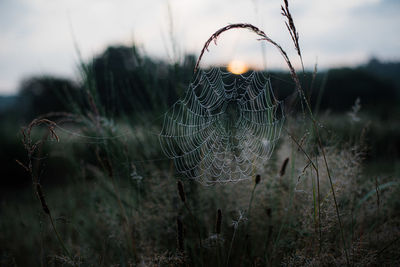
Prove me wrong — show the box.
[266,208,272,218]
[216,209,222,234]
[280,157,289,177]
[177,180,186,203]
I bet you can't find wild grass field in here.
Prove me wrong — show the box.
[1,2,400,267]
[1,107,399,266]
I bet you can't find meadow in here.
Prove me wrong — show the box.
[1,5,400,267]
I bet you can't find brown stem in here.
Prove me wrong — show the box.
[195,22,350,266]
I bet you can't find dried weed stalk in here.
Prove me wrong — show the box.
[17,117,73,260]
[194,15,349,265]
[281,0,303,70]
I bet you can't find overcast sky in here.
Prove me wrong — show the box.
[0,0,399,95]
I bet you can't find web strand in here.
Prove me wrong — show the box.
[159,68,285,185]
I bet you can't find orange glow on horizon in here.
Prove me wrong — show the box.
[227,60,249,75]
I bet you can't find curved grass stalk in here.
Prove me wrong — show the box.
[195,22,350,265]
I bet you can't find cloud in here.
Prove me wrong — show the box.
[0,0,398,95]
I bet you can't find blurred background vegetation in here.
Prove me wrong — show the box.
[0,45,398,190]
[0,44,399,265]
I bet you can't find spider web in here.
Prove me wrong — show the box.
[159,68,285,185]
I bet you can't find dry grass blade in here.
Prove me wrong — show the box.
[193,22,308,118]
[17,116,74,260]
[15,159,29,172]
[36,183,50,215]
[195,23,300,86]
[281,0,303,71]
